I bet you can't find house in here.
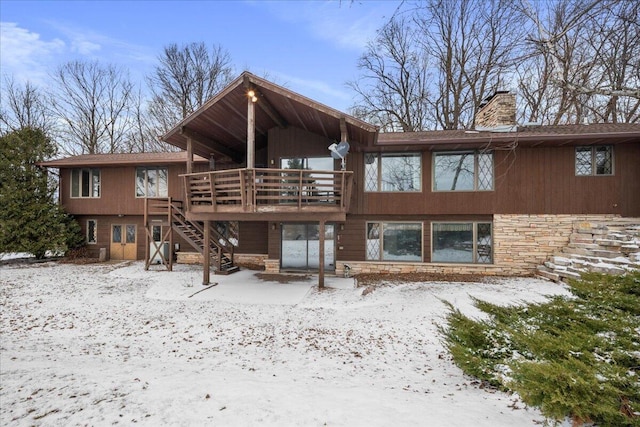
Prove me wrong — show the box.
[41,72,640,285]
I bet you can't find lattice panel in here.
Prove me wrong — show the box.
[477,153,494,190]
[575,147,593,175]
[364,153,378,191]
[476,223,492,264]
[366,223,380,260]
[595,146,612,175]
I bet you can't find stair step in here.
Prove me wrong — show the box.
[536,266,560,282]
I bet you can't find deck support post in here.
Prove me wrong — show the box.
[186,136,194,174]
[203,220,211,285]
[318,219,325,288]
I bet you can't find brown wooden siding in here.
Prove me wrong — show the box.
[268,127,340,169]
[60,163,208,216]
[74,214,264,261]
[236,221,268,254]
[351,143,639,217]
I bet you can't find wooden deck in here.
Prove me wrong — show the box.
[181,168,353,221]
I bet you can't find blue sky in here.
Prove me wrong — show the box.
[0,0,401,112]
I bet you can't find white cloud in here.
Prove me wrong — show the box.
[0,22,66,84]
[71,38,101,55]
[263,1,396,51]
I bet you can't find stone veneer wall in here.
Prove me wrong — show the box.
[492,214,619,275]
[176,252,268,269]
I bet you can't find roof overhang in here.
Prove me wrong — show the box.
[162,72,379,161]
[374,124,640,151]
[38,152,209,168]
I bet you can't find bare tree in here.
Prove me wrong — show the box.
[518,0,639,123]
[146,42,234,135]
[348,17,432,132]
[415,0,527,129]
[50,60,136,154]
[0,77,56,136]
[349,0,526,131]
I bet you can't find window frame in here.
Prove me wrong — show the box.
[135,166,169,198]
[366,221,423,262]
[430,221,493,264]
[86,219,97,244]
[364,152,422,193]
[70,168,101,198]
[575,145,614,176]
[432,150,494,192]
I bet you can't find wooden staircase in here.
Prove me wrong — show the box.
[144,198,239,275]
[537,220,640,282]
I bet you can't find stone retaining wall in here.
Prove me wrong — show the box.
[492,214,619,275]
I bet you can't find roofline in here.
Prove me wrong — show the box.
[38,153,208,168]
[376,128,640,147]
[161,71,379,144]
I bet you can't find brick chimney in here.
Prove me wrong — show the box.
[474,91,516,129]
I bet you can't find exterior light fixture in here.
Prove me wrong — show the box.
[247,90,258,103]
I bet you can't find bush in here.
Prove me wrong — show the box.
[442,273,640,426]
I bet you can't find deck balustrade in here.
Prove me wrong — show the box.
[181,168,353,216]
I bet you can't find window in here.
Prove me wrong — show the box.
[152,225,162,242]
[365,153,421,192]
[136,167,168,197]
[575,146,613,176]
[87,219,97,244]
[431,222,492,264]
[71,169,100,198]
[433,151,493,191]
[215,221,239,247]
[366,222,422,261]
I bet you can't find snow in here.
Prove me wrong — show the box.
[1,261,572,426]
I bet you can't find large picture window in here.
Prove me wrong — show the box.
[433,151,493,191]
[136,167,168,198]
[365,153,421,192]
[71,168,100,198]
[431,222,492,264]
[575,146,613,176]
[366,222,422,261]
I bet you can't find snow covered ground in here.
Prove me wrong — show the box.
[1,261,572,426]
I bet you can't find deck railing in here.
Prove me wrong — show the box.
[181,168,353,214]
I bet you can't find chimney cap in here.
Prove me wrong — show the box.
[479,90,512,108]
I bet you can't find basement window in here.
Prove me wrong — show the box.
[86,219,97,244]
[575,146,613,176]
[366,222,422,261]
[431,222,492,264]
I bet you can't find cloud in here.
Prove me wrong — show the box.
[0,22,66,84]
[262,1,395,51]
[274,71,352,111]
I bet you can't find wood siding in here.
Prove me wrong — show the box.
[60,163,209,216]
[351,143,639,217]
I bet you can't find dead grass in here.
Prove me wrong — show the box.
[354,272,489,286]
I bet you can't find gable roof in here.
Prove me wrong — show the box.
[39,151,208,168]
[376,123,640,150]
[162,71,379,161]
